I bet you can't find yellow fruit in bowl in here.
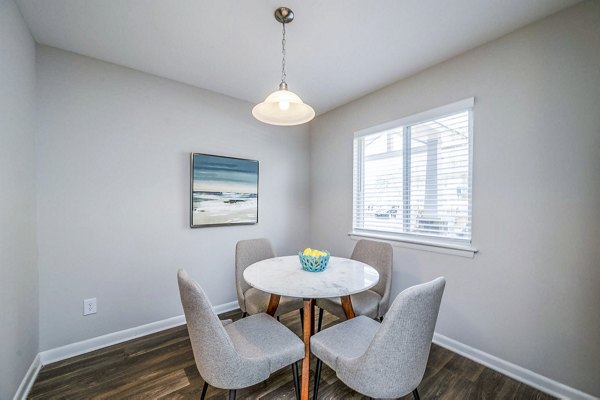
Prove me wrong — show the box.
[303,248,326,257]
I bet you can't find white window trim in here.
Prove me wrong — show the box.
[349,231,478,258]
[353,97,476,257]
[355,97,475,138]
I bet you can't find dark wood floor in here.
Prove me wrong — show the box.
[28,309,555,399]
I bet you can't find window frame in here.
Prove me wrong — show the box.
[351,98,478,257]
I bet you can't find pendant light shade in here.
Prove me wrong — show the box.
[253,7,315,126]
[252,85,315,126]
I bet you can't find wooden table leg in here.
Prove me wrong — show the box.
[301,299,312,400]
[310,299,315,335]
[340,295,356,319]
[266,294,281,317]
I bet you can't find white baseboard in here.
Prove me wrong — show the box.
[433,333,598,400]
[39,314,187,365]
[213,300,239,315]
[12,354,41,400]
[40,300,239,365]
[14,300,239,399]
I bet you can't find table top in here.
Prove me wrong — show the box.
[243,255,379,298]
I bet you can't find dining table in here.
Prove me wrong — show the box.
[243,255,379,400]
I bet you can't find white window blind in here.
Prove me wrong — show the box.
[353,99,473,245]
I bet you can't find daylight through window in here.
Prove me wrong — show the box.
[353,98,473,245]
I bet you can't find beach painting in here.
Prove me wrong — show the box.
[190,153,258,227]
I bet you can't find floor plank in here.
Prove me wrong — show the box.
[28,309,556,399]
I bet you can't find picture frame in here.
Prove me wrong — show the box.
[190,153,259,228]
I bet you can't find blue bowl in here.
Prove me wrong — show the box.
[299,251,330,272]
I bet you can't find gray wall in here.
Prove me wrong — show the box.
[35,46,311,350]
[0,0,38,398]
[309,2,600,397]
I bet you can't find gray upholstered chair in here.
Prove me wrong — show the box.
[311,277,446,400]
[316,239,393,330]
[177,269,304,400]
[236,238,304,319]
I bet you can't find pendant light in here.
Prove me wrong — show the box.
[252,7,315,126]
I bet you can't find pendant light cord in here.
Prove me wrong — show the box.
[281,22,287,86]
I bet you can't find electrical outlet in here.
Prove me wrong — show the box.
[83,298,97,316]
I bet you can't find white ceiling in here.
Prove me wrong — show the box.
[17,0,580,115]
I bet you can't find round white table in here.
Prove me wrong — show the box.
[244,255,379,400]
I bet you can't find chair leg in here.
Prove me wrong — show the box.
[299,308,304,330]
[317,307,324,332]
[242,311,247,318]
[292,361,300,400]
[313,358,323,400]
[412,387,420,400]
[229,389,236,400]
[277,315,280,321]
[200,381,208,400]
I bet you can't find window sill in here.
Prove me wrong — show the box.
[348,231,478,258]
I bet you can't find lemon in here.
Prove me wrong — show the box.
[303,247,328,257]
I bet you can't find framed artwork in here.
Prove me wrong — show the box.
[190,153,259,227]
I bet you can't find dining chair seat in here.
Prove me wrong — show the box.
[310,316,379,369]
[244,287,304,317]
[316,290,381,320]
[224,313,305,375]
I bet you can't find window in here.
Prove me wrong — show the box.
[353,98,474,248]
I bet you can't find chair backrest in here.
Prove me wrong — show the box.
[339,277,446,399]
[351,239,393,313]
[177,269,245,387]
[235,238,275,311]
